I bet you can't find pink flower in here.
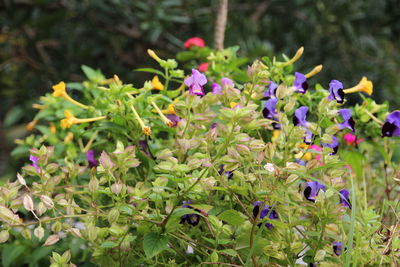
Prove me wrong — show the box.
[309,145,322,161]
[198,62,209,72]
[184,37,205,49]
[343,133,363,146]
[184,69,207,96]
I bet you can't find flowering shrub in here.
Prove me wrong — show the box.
[1,38,399,266]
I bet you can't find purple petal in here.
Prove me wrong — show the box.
[327,80,344,103]
[294,72,308,94]
[221,78,234,87]
[29,155,41,173]
[293,106,309,127]
[304,181,326,202]
[338,109,355,132]
[339,189,351,208]
[322,136,339,155]
[86,150,99,168]
[212,83,222,94]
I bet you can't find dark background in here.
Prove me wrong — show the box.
[1,0,400,180]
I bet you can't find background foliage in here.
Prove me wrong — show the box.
[1,0,399,182]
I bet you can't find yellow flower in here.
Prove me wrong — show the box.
[50,123,56,134]
[162,104,176,115]
[151,76,164,90]
[52,81,67,97]
[230,102,238,108]
[60,110,77,129]
[64,132,74,143]
[272,130,280,140]
[343,77,373,96]
[26,119,38,131]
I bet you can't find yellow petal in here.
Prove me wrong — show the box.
[52,81,66,97]
[152,76,164,90]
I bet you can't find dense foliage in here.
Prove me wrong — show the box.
[0,40,399,266]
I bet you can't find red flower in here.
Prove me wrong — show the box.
[198,62,209,72]
[184,37,205,49]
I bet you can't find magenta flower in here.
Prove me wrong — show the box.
[86,150,99,168]
[222,77,234,87]
[382,111,400,137]
[211,83,222,94]
[293,72,308,94]
[339,189,351,208]
[338,109,355,132]
[304,181,326,202]
[184,69,207,96]
[327,80,345,103]
[29,155,41,173]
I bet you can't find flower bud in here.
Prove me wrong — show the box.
[17,173,26,186]
[249,140,265,152]
[21,228,32,240]
[34,226,45,240]
[236,144,250,156]
[52,221,62,233]
[23,195,34,212]
[68,228,82,238]
[40,195,54,209]
[110,183,123,194]
[88,177,99,192]
[0,230,9,243]
[107,209,120,224]
[44,234,60,246]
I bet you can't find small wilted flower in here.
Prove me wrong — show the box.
[339,189,351,208]
[382,111,400,137]
[293,72,308,94]
[184,37,205,48]
[304,181,326,202]
[333,241,344,256]
[180,201,200,226]
[338,109,355,132]
[165,114,181,127]
[184,69,207,96]
[322,136,339,155]
[86,150,99,168]
[253,201,279,229]
[327,80,345,104]
[30,155,41,173]
[263,82,278,98]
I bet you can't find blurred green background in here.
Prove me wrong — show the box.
[1,0,400,180]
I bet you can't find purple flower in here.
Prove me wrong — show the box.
[339,189,351,208]
[322,136,339,155]
[166,114,181,127]
[222,78,234,87]
[184,69,207,96]
[139,140,151,157]
[262,98,278,120]
[86,150,99,168]
[338,109,355,132]
[333,241,343,256]
[212,83,222,94]
[304,181,326,202]
[327,80,345,104]
[29,155,40,173]
[253,201,279,229]
[382,111,400,137]
[218,165,233,180]
[293,72,308,94]
[293,106,310,127]
[263,82,278,98]
[180,200,200,226]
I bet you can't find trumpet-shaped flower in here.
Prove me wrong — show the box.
[61,110,77,129]
[338,109,355,132]
[382,111,400,137]
[263,98,278,120]
[343,76,373,96]
[339,189,351,208]
[30,155,41,173]
[253,201,279,229]
[151,76,164,90]
[293,72,308,94]
[52,81,67,97]
[86,150,99,168]
[293,106,310,127]
[343,133,362,146]
[304,181,326,202]
[263,82,278,98]
[333,241,346,256]
[327,80,345,104]
[184,37,205,48]
[184,69,207,96]
[322,136,339,155]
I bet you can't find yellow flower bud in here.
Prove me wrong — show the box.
[147,49,162,63]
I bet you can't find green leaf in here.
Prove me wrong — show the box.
[143,232,168,258]
[118,205,133,215]
[134,68,165,77]
[4,106,24,127]
[100,241,118,248]
[217,209,246,226]
[2,244,26,267]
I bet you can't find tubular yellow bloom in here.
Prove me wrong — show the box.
[162,104,176,115]
[283,46,304,66]
[151,76,164,90]
[52,81,89,109]
[26,119,38,131]
[150,101,173,127]
[305,65,323,78]
[230,102,238,108]
[147,49,162,63]
[60,110,106,129]
[130,105,152,136]
[343,77,373,96]
[64,132,74,143]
